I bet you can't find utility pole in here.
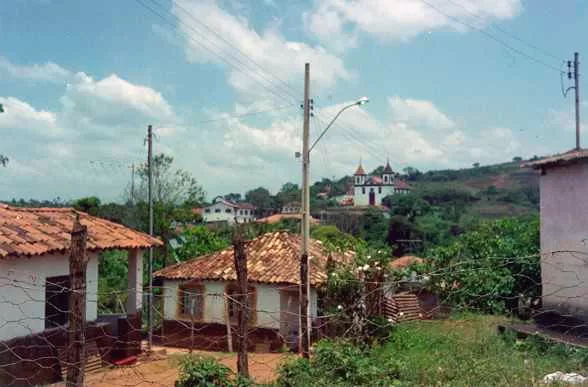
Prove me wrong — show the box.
[574,52,581,150]
[566,52,581,149]
[299,63,311,358]
[147,125,154,351]
[130,163,135,204]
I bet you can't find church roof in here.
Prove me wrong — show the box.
[354,164,366,175]
[383,161,394,174]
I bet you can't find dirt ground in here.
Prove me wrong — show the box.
[84,347,288,386]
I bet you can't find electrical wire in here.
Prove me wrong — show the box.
[133,0,298,104]
[169,0,301,101]
[440,0,562,62]
[193,103,297,125]
[418,0,563,73]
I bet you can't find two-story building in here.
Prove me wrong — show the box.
[202,197,256,224]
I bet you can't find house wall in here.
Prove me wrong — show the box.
[202,202,255,224]
[353,184,395,206]
[540,161,588,318]
[163,280,318,330]
[0,252,99,342]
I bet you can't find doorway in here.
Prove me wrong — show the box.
[369,190,376,206]
[45,275,70,329]
[280,289,300,350]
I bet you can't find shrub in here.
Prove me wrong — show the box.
[175,355,234,387]
[276,339,400,386]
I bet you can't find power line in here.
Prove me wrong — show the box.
[418,0,563,73]
[133,0,298,104]
[168,0,301,101]
[440,0,562,62]
[193,103,297,125]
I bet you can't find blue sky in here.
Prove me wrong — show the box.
[0,0,586,202]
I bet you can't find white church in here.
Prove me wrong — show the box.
[352,161,411,206]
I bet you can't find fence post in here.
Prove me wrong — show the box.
[224,292,233,352]
[190,296,195,354]
[232,224,249,379]
[67,213,88,387]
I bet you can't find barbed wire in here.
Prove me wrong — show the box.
[2,249,588,385]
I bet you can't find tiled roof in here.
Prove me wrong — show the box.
[354,164,366,175]
[154,231,354,286]
[236,203,255,210]
[210,197,255,210]
[0,204,162,258]
[390,256,424,269]
[255,213,319,225]
[522,148,588,169]
[394,179,412,190]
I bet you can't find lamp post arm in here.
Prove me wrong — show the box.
[309,103,356,153]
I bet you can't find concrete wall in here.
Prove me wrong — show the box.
[163,280,318,330]
[0,252,99,341]
[540,161,588,318]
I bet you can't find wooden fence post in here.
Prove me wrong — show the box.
[233,225,249,379]
[224,292,233,352]
[67,213,88,387]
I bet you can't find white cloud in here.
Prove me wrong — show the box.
[0,97,59,134]
[305,0,521,49]
[546,100,587,133]
[388,96,455,130]
[172,0,350,97]
[0,56,72,83]
[61,73,174,125]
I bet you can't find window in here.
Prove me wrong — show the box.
[370,188,374,193]
[383,175,389,183]
[225,283,256,325]
[205,208,211,213]
[45,275,70,329]
[225,208,232,213]
[177,283,205,320]
[215,208,221,213]
[362,187,366,194]
[378,187,382,194]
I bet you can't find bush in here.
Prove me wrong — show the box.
[276,339,400,386]
[175,355,234,387]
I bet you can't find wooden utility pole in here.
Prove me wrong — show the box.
[224,292,233,352]
[147,124,154,351]
[233,225,249,378]
[66,213,88,387]
[299,62,311,359]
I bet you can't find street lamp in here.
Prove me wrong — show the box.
[309,97,369,152]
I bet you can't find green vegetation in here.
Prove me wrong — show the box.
[175,354,253,387]
[275,315,588,387]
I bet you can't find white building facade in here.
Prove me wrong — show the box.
[202,197,256,224]
[352,161,411,207]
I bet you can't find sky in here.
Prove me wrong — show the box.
[0,0,586,202]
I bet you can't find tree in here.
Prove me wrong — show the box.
[173,225,230,262]
[134,153,206,265]
[428,216,540,314]
[384,193,430,220]
[224,193,242,202]
[512,156,522,162]
[472,162,480,168]
[135,153,205,206]
[73,196,101,216]
[245,187,273,216]
[0,155,8,167]
[276,182,300,207]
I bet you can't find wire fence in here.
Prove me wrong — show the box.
[2,248,588,386]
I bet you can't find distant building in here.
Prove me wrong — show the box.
[524,149,588,321]
[352,161,411,206]
[281,202,301,214]
[202,197,256,224]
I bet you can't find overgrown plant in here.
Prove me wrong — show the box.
[175,355,253,387]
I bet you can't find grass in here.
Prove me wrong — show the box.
[374,314,588,386]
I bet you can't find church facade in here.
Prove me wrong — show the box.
[353,161,411,207]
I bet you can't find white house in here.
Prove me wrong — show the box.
[202,197,256,224]
[281,202,301,214]
[154,231,354,351]
[0,204,161,385]
[524,149,588,321]
[352,161,411,207]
